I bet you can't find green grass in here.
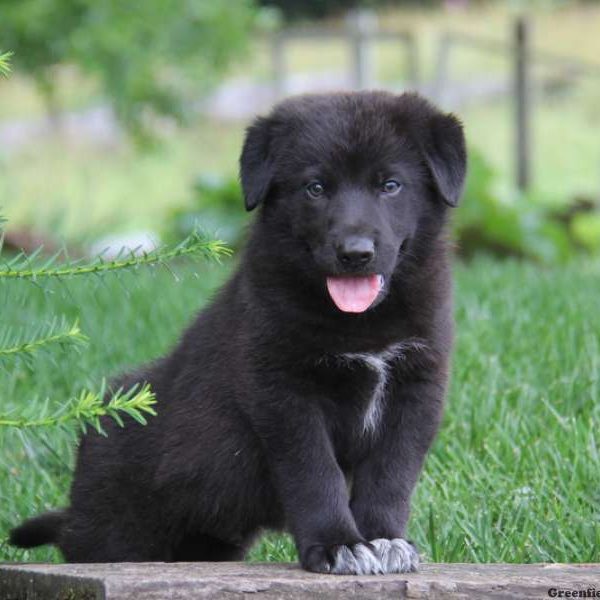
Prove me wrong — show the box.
[0,255,598,564]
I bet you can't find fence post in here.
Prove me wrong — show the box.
[432,33,453,103]
[514,16,531,192]
[271,32,285,100]
[404,33,420,87]
[347,9,377,90]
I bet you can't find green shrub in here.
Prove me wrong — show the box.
[164,174,247,248]
[0,1,256,141]
[569,212,600,253]
[454,149,599,262]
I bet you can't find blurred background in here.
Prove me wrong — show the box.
[1,0,599,565]
[1,0,599,259]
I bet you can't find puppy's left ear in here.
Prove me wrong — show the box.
[420,111,467,207]
[239,116,274,212]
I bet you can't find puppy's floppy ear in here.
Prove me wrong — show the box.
[395,94,466,206]
[239,116,273,212]
[419,110,467,207]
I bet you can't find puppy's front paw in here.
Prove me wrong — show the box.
[303,542,383,575]
[370,538,419,573]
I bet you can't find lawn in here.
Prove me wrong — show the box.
[1,254,598,564]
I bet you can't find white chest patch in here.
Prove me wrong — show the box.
[339,340,428,435]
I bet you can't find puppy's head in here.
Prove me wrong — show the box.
[240,92,466,314]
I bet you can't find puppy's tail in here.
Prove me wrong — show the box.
[9,509,67,548]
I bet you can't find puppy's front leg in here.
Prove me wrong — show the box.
[254,395,382,575]
[350,380,446,573]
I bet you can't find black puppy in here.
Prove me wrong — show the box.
[11,91,466,574]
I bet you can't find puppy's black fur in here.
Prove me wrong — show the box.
[11,91,466,573]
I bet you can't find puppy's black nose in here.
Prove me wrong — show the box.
[337,236,375,268]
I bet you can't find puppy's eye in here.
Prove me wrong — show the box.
[306,181,325,198]
[381,180,403,195]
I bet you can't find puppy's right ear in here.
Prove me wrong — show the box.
[239,116,273,212]
[419,111,466,207]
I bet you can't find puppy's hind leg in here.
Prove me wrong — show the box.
[60,509,169,562]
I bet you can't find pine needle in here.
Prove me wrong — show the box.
[0,320,87,359]
[0,231,231,280]
[0,383,156,433]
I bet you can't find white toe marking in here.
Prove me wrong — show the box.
[352,543,383,575]
[370,538,419,573]
[330,543,383,575]
[370,539,392,570]
[331,545,358,574]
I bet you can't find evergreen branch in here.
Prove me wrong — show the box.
[0,384,156,433]
[0,51,11,77]
[0,231,231,280]
[0,320,87,359]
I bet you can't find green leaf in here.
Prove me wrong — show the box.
[570,213,600,253]
[0,51,12,77]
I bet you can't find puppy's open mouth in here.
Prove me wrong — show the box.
[326,274,384,313]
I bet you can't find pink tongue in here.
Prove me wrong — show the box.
[326,275,382,313]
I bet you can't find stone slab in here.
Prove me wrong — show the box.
[1,562,599,600]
